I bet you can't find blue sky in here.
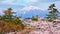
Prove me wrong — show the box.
[0,0,60,18]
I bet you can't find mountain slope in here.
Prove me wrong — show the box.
[17,6,49,18]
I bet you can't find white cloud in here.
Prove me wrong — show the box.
[29,0,38,2]
[0,0,60,12]
[1,0,18,5]
[36,1,60,11]
[54,1,60,11]
[0,8,6,15]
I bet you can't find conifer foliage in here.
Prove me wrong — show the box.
[46,4,59,22]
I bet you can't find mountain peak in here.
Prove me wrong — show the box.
[21,6,42,14]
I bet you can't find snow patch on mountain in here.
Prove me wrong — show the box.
[20,6,44,14]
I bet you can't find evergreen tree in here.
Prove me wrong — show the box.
[3,8,15,20]
[46,4,59,22]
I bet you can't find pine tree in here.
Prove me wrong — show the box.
[46,4,59,22]
[3,8,15,20]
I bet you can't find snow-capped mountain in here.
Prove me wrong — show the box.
[17,6,49,18]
